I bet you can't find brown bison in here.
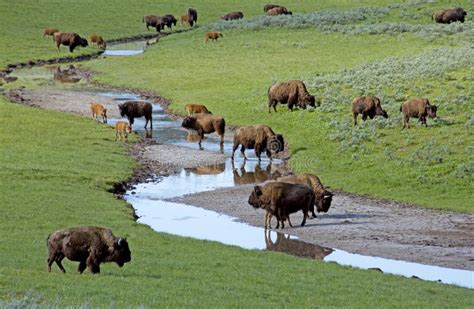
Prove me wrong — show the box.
[88,34,106,48]
[268,80,316,113]
[143,15,165,31]
[53,32,88,53]
[277,173,333,218]
[432,8,467,24]
[221,12,244,21]
[43,28,59,38]
[118,101,153,129]
[187,8,198,27]
[352,96,388,126]
[180,15,189,26]
[400,98,437,129]
[205,32,224,43]
[248,182,314,229]
[181,114,225,150]
[266,6,292,16]
[90,102,107,123]
[47,226,131,274]
[115,121,132,141]
[162,14,178,30]
[232,124,284,161]
[264,4,282,12]
[185,104,212,115]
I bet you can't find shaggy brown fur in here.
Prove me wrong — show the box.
[115,121,132,141]
[277,173,333,217]
[188,8,198,27]
[268,80,316,113]
[181,114,225,150]
[205,31,223,43]
[221,11,244,20]
[180,15,189,26]
[248,182,314,229]
[53,32,88,53]
[352,96,388,126]
[432,7,467,23]
[143,15,165,31]
[400,98,438,129]
[232,124,284,161]
[90,102,107,123]
[118,101,153,129]
[43,28,59,38]
[88,34,106,48]
[185,104,212,115]
[264,4,282,12]
[162,14,177,30]
[47,226,131,274]
[266,6,292,16]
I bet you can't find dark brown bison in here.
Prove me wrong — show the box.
[221,12,244,21]
[266,6,292,16]
[264,4,282,12]
[53,32,88,53]
[248,182,314,229]
[188,8,198,27]
[232,124,284,161]
[181,114,225,150]
[118,101,153,129]
[47,226,131,274]
[162,14,178,30]
[265,230,333,260]
[143,15,165,31]
[185,104,212,115]
[432,8,467,24]
[268,80,316,113]
[43,28,59,38]
[277,173,333,218]
[352,96,388,126]
[400,98,437,129]
[205,31,224,43]
[232,162,281,185]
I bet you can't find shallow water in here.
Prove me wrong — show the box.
[102,40,158,56]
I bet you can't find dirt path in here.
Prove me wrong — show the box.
[5,82,473,270]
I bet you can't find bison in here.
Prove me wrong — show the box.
[47,226,131,274]
[162,14,178,30]
[221,12,244,21]
[90,102,107,123]
[268,80,316,113]
[185,103,212,115]
[181,114,225,150]
[248,182,314,229]
[187,8,198,27]
[118,101,153,129]
[352,96,388,126]
[232,124,284,161]
[432,8,467,24]
[180,15,189,26]
[88,34,106,48]
[264,4,282,12]
[266,6,292,16]
[115,121,132,141]
[43,28,59,39]
[143,15,165,31]
[53,32,88,53]
[277,173,333,218]
[400,98,437,129]
[205,31,223,43]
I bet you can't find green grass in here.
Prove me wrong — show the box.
[0,96,473,307]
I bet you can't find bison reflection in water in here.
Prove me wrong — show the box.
[53,65,81,83]
[185,163,225,176]
[232,161,281,185]
[265,230,333,260]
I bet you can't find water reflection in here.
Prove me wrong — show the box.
[185,163,226,175]
[53,65,81,83]
[265,230,333,260]
[232,160,281,185]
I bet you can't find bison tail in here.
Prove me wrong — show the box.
[399,105,402,112]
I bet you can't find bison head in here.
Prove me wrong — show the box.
[248,185,264,209]
[376,106,388,118]
[316,191,333,213]
[306,95,316,108]
[181,116,197,130]
[268,134,284,154]
[426,105,437,118]
[107,237,131,267]
[80,38,88,47]
[118,104,126,117]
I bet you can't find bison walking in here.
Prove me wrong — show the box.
[352,96,388,126]
[47,226,131,274]
[268,80,316,113]
[181,114,225,150]
[400,98,437,129]
[53,32,88,53]
[232,124,284,161]
[221,12,244,21]
[118,101,153,130]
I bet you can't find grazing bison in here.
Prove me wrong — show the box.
[43,28,59,38]
[188,8,198,27]
[232,124,284,161]
[277,173,333,218]
[53,32,88,53]
[162,14,178,30]
[205,31,223,43]
[352,96,388,126]
[248,182,314,229]
[268,80,316,113]
[88,34,106,48]
[432,8,467,24]
[266,6,292,16]
[264,4,282,12]
[47,226,131,274]
[185,103,212,115]
[400,98,437,129]
[115,121,132,141]
[90,102,107,123]
[221,11,244,21]
[143,15,165,31]
[181,114,225,150]
[118,101,153,129]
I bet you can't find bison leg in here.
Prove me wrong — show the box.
[78,261,87,274]
[240,145,247,160]
[47,254,56,272]
[353,113,358,126]
[300,211,307,227]
[266,150,272,161]
[69,45,75,53]
[287,216,293,228]
[55,256,66,273]
[361,113,368,122]
[403,116,410,129]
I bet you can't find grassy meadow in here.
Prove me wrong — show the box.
[1,0,473,307]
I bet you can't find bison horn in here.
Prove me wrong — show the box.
[118,237,123,246]
[324,195,331,199]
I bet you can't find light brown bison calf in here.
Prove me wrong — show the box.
[221,12,244,20]
[185,103,212,115]
[248,182,314,229]
[43,28,59,38]
[180,15,189,26]
[47,226,131,274]
[53,32,88,53]
[205,32,223,43]
[400,98,437,129]
[115,121,132,141]
[232,124,284,161]
[277,173,333,218]
[432,7,467,23]
[181,114,225,150]
[268,80,316,113]
[90,102,107,123]
[88,34,106,48]
[352,96,388,126]
[266,6,292,16]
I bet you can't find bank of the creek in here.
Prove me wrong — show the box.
[2,41,473,289]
